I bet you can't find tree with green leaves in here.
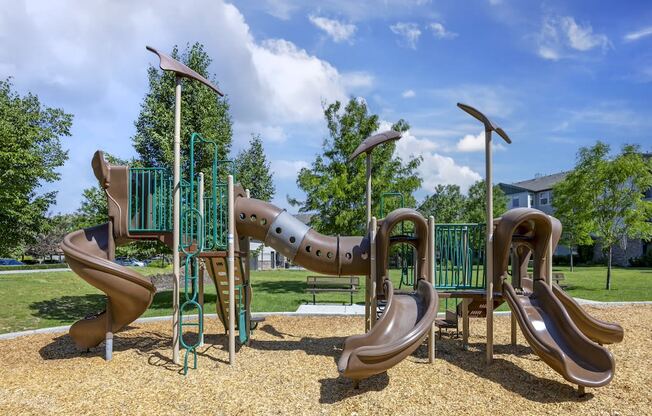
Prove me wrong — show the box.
[556,142,652,288]
[0,79,71,257]
[290,98,422,235]
[133,43,232,183]
[419,184,465,223]
[236,134,275,201]
[26,214,77,262]
[463,180,508,223]
[552,173,594,271]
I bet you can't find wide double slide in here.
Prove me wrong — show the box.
[495,208,616,387]
[338,279,438,380]
[61,223,156,349]
[504,280,614,387]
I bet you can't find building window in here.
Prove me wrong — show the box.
[539,191,549,206]
[512,197,520,208]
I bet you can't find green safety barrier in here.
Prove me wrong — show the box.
[128,167,173,232]
[434,223,486,290]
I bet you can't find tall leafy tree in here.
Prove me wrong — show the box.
[552,173,594,271]
[290,98,422,235]
[557,142,652,288]
[0,79,71,257]
[235,134,275,201]
[26,214,77,262]
[133,43,232,183]
[463,180,508,223]
[419,184,465,223]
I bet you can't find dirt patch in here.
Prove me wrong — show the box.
[0,306,650,415]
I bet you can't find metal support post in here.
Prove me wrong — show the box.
[172,76,181,365]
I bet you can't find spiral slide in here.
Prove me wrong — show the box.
[61,223,155,349]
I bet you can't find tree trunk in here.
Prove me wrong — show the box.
[606,246,612,290]
[570,246,574,272]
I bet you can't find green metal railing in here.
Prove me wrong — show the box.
[128,167,173,232]
[434,223,486,290]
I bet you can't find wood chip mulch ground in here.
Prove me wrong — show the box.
[0,305,650,415]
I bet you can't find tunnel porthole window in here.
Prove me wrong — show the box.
[276,227,282,234]
[305,245,311,253]
[345,252,352,260]
[361,252,368,260]
[260,218,267,225]
[239,213,245,220]
[327,252,333,259]
[289,236,296,244]
[316,250,321,257]
[250,214,257,222]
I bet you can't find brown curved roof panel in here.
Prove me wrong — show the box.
[348,130,402,162]
[146,45,224,96]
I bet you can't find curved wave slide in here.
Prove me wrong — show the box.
[62,223,156,349]
[504,279,615,387]
[551,283,624,345]
[338,279,438,382]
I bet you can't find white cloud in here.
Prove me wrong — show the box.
[420,153,482,193]
[377,121,481,194]
[402,89,416,98]
[341,71,374,89]
[623,26,652,42]
[561,17,610,51]
[271,160,309,179]
[455,130,505,152]
[0,0,371,213]
[536,15,610,60]
[390,22,421,49]
[309,15,356,43]
[429,22,457,39]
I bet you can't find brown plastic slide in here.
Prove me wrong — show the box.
[338,279,438,381]
[234,195,438,381]
[517,216,624,345]
[495,208,615,387]
[61,223,155,349]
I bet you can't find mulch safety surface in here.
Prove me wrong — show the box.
[0,305,650,415]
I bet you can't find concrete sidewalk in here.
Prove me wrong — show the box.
[294,303,366,315]
[0,268,70,274]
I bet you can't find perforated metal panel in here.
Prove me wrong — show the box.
[264,211,310,261]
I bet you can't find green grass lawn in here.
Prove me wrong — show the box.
[0,265,649,333]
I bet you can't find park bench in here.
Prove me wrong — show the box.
[305,276,359,305]
[526,272,566,288]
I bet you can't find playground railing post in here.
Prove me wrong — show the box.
[485,126,494,366]
[227,174,235,364]
[428,215,435,363]
[172,76,182,365]
[370,216,377,328]
[105,300,113,361]
[198,172,205,347]
[365,153,372,332]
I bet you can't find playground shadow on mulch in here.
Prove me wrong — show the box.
[250,324,345,360]
[429,339,591,403]
[319,372,390,404]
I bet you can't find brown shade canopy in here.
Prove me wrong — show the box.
[348,130,402,162]
[457,102,511,144]
[146,46,224,96]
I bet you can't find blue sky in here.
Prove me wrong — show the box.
[2,0,651,214]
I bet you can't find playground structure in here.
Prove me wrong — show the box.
[61,46,624,393]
